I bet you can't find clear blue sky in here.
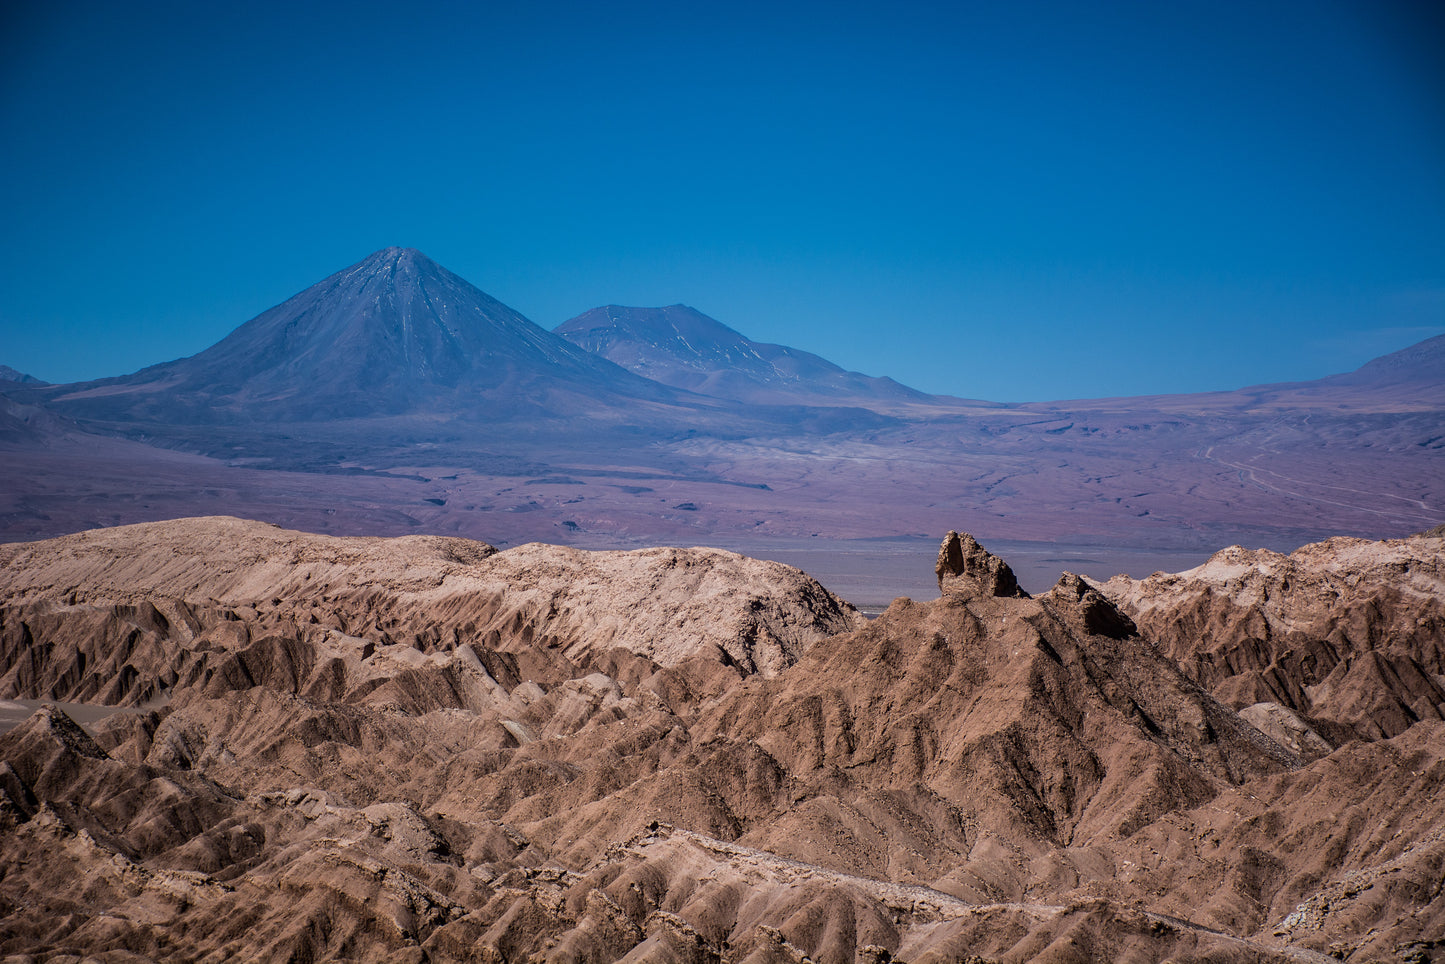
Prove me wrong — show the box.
[2,0,1441,401]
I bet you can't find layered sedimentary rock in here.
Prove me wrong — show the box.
[0,521,1441,962]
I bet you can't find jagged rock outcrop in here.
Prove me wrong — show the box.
[935,530,1028,599]
[1041,571,1138,639]
[1100,531,1445,743]
[0,520,1442,962]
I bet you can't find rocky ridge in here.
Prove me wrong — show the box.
[1100,530,1445,747]
[0,517,860,710]
[0,522,1441,962]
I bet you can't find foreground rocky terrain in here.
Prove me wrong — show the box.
[1101,528,1445,749]
[1,519,1442,962]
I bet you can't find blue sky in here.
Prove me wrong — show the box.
[2,0,1441,401]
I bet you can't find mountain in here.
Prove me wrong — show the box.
[1045,332,1445,415]
[555,303,943,408]
[1324,331,1445,388]
[0,250,911,536]
[1222,333,1445,412]
[32,248,687,425]
[0,365,45,385]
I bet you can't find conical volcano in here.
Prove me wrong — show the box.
[41,248,680,424]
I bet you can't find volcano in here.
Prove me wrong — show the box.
[37,248,685,425]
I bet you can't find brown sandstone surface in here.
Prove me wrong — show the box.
[0,521,1441,962]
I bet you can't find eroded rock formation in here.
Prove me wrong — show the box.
[1100,530,1445,744]
[934,530,1027,599]
[0,519,1441,962]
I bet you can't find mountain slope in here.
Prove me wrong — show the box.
[0,366,45,385]
[33,248,687,424]
[555,304,940,407]
[0,392,84,447]
[1319,331,1445,389]
[1224,332,1445,412]
[1040,332,1445,415]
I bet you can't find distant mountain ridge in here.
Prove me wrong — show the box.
[1228,331,1445,409]
[1320,332,1445,388]
[0,247,1437,555]
[555,304,938,407]
[1030,331,1445,415]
